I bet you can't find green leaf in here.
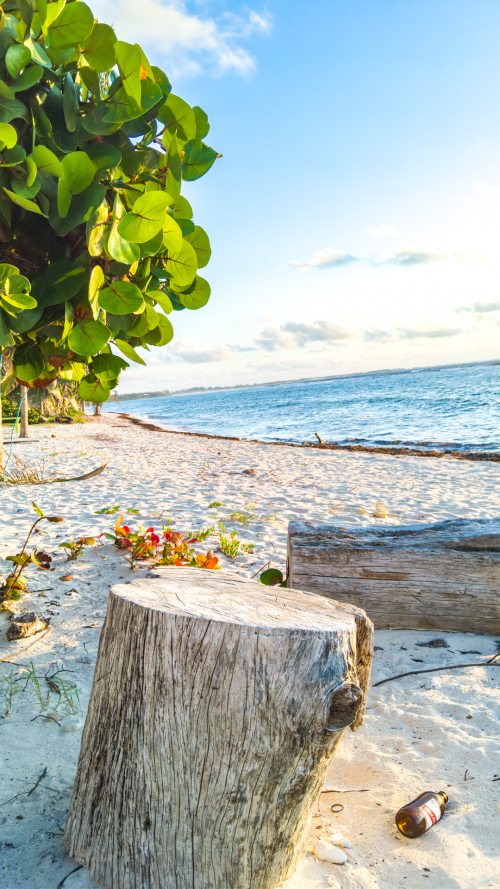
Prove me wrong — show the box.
[63,298,74,337]
[6,305,43,333]
[162,131,181,200]
[59,360,86,381]
[139,227,163,258]
[3,187,45,215]
[107,193,140,264]
[129,302,158,336]
[11,65,44,92]
[162,213,183,253]
[25,156,37,187]
[80,22,116,72]
[91,352,128,381]
[185,225,211,269]
[151,66,171,100]
[32,500,44,518]
[48,0,94,48]
[193,105,210,140]
[172,195,193,220]
[175,275,210,310]
[176,217,195,236]
[114,338,146,365]
[98,280,144,315]
[86,141,122,175]
[10,177,41,200]
[86,199,109,257]
[0,123,17,150]
[259,568,284,586]
[14,343,44,382]
[146,290,173,314]
[159,94,196,147]
[0,309,15,346]
[32,144,62,177]
[141,313,173,346]
[105,311,136,332]
[0,288,36,313]
[24,36,53,67]
[86,79,162,131]
[78,372,112,403]
[79,64,100,100]
[0,145,26,167]
[63,72,78,132]
[68,319,110,356]
[117,191,172,243]
[31,261,86,308]
[89,264,104,319]
[114,41,142,110]
[0,94,28,124]
[121,147,159,178]
[164,239,197,287]
[5,44,31,80]
[182,140,219,181]
[57,150,95,217]
[53,181,105,237]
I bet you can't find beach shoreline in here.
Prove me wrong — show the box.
[0,413,499,889]
[112,411,500,464]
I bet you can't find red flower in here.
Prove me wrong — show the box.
[122,525,130,533]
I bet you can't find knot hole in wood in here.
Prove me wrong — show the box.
[327,682,363,732]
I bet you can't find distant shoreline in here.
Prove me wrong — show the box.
[112,357,500,402]
[112,412,500,464]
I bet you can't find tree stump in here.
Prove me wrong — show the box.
[65,570,373,889]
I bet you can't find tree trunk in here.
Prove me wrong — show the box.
[20,385,29,438]
[0,384,3,473]
[65,569,373,889]
[93,403,101,416]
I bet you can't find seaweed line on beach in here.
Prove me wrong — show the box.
[116,413,500,464]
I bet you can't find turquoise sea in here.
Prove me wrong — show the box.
[104,361,500,455]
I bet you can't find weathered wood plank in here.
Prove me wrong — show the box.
[288,520,500,633]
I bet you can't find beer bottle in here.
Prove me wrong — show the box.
[395,790,448,837]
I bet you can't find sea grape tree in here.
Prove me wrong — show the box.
[0,0,218,403]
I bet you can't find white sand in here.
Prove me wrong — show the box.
[0,413,499,889]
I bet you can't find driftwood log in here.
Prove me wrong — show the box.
[288,519,500,633]
[65,569,373,889]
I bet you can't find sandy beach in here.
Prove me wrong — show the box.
[0,412,499,889]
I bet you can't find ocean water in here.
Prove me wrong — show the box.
[105,361,500,454]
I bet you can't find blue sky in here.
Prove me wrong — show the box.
[93,0,500,392]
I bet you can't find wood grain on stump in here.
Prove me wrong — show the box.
[65,570,373,889]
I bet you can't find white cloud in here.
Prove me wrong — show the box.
[365,224,398,237]
[168,336,235,363]
[254,319,356,351]
[91,0,272,77]
[468,300,500,313]
[289,249,358,269]
[290,247,470,270]
[396,324,463,339]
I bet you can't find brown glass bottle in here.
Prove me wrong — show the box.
[395,790,448,837]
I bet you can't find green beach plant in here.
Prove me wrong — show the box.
[0,1,218,402]
[0,501,63,599]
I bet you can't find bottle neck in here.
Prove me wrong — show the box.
[438,791,449,805]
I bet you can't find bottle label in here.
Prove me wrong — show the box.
[420,799,442,829]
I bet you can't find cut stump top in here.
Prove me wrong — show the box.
[111,569,362,633]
